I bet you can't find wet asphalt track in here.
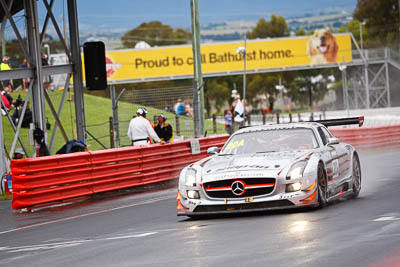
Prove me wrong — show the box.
[0,150,399,267]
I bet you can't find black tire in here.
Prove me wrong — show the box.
[351,154,361,198]
[317,163,327,208]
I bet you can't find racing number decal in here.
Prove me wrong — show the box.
[226,139,244,150]
[332,159,339,180]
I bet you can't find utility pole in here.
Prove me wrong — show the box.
[190,0,205,137]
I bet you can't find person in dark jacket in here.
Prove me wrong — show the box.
[11,96,32,128]
[154,114,173,143]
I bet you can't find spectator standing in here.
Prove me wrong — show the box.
[282,93,292,113]
[184,100,193,117]
[127,107,162,146]
[41,53,51,91]
[19,58,29,91]
[175,98,186,116]
[224,110,233,135]
[154,114,173,143]
[232,94,244,123]
[0,56,12,90]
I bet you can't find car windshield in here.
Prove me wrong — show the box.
[220,128,318,155]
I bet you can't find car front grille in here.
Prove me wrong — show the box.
[193,200,294,213]
[203,178,275,199]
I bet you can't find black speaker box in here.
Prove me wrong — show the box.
[83,41,107,90]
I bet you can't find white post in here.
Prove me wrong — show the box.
[359,22,363,51]
[0,113,7,194]
[243,36,247,117]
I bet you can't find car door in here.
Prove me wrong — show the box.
[317,126,340,196]
[323,126,352,189]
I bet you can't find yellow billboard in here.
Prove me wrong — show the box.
[86,31,352,83]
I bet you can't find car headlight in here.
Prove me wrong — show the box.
[286,182,302,192]
[286,161,308,180]
[185,168,197,187]
[187,190,200,199]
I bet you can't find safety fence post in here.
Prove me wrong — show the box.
[212,114,217,134]
[289,113,292,123]
[247,114,251,126]
[262,114,266,125]
[276,113,280,124]
[109,117,114,148]
[298,113,301,122]
[175,115,181,136]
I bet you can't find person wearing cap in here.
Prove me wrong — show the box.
[154,114,173,143]
[127,107,162,146]
[0,56,12,90]
[13,148,25,159]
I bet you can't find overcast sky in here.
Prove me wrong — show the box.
[59,0,358,32]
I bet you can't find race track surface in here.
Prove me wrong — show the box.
[0,150,399,267]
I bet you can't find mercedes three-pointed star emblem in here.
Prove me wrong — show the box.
[231,180,246,196]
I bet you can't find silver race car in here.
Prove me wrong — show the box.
[177,117,364,217]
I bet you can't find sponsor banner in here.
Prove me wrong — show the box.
[84,32,352,83]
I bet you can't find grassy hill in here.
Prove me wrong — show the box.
[2,89,225,158]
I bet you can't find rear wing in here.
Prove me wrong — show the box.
[313,116,364,127]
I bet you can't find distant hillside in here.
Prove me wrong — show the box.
[200,11,352,42]
[78,9,355,48]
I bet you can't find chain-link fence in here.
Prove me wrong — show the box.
[118,86,199,147]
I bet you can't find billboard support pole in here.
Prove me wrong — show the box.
[190,0,205,138]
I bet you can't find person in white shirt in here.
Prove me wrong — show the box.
[233,94,244,123]
[127,107,162,146]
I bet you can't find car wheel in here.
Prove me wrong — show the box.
[351,154,361,198]
[317,164,327,208]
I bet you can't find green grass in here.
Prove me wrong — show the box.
[2,89,226,156]
[0,193,12,200]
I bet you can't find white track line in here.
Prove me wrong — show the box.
[0,196,173,235]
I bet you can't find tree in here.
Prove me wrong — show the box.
[289,69,337,110]
[204,78,231,117]
[121,21,191,48]
[243,15,289,113]
[346,20,368,48]
[354,0,399,48]
[247,15,289,39]
[295,28,307,36]
[247,74,279,110]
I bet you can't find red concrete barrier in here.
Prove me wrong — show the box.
[11,135,228,210]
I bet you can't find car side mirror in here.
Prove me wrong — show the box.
[207,146,219,154]
[327,137,339,145]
